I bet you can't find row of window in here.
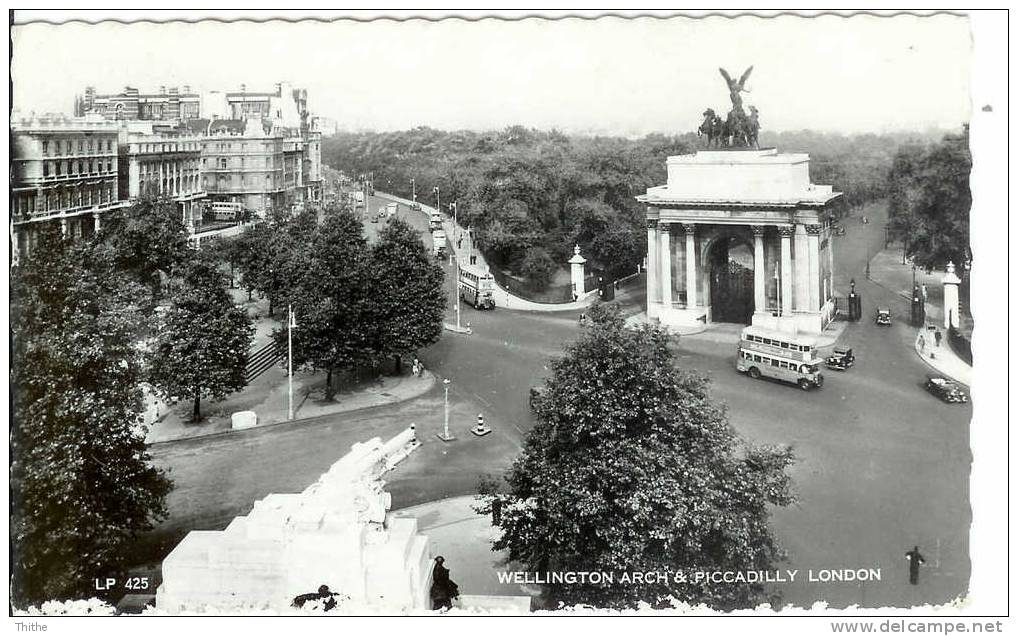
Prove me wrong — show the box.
[204,174,280,188]
[43,159,114,178]
[204,142,281,152]
[744,333,813,352]
[139,174,201,196]
[14,184,115,216]
[136,141,201,153]
[741,350,810,372]
[205,157,282,169]
[41,137,114,156]
[139,160,200,176]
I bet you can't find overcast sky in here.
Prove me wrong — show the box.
[12,11,972,136]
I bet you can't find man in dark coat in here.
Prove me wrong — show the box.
[430,556,460,610]
[905,546,926,585]
[292,584,339,611]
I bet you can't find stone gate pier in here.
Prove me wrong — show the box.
[637,148,842,335]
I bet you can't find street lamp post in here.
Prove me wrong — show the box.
[451,201,461,330]
[287,305,297,421]
[437,378,456,442]
[411,178,416,206]
[433,185,440,216]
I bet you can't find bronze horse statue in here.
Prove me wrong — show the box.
[698,108,724,148]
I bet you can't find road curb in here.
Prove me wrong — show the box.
[147,372,438,447]
[912,329,971,388]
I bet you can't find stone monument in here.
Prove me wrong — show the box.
[156,426,435,613]
[640,69,842,335]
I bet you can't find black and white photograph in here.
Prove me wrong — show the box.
[6,7,1009,630]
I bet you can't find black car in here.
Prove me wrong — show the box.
[825,346,855,371]
[924,375,968,404]
[875,308,892,326]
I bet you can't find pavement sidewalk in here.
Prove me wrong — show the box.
[868,248,973,386]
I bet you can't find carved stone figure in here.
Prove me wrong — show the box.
[719,66,753,114]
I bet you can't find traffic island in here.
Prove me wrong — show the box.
[444,322,472,335]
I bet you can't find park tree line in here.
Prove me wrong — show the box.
[324,126,937,288]
[885,126,971,272]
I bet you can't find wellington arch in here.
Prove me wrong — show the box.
[637,148,841,335]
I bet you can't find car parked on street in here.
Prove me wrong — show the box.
[875,308,892,326]
[824,346,855,371]
[924,375,968,404]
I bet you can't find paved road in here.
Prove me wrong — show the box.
[140,198,969,609]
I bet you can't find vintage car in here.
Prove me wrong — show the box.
[924,375,968,404]
[833,224,846,236]
[825,347,855,370]
[875,308,892,326]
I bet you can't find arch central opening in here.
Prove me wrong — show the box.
[709,236,754,324]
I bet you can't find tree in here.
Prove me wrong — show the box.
[887,127,971,271]
[11,228,172,605]
[275,207,375,399]
[149,255,253,421]
[476,311,795,610]
[518,246,557,289]
[368,217,446,373]
[94,197,191,295]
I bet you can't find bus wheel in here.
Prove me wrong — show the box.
[748,367,761,380]
[798,379,811,391]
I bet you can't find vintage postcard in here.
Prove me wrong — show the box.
[7,7,1008,631]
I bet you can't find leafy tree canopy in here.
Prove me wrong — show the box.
[887,127,971,271]
[368,216,446,372]
[93,197,191,294]
[477,314,795,610]
[148,253,253,421]
[11,228,171,605]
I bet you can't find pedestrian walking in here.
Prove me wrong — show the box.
[918,335,926,352]
[905,546,925,585]
[934,330,942,348]
[429,556,460,610]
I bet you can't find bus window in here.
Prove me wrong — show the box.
[771,359,779,367]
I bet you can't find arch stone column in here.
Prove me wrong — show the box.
[646,219,658,316]
[778,226,794,316]
[793,224,809,311]
[751,225,765,314]
[806,224,823,312]
[659,223,673,308]
[683,223,697,309]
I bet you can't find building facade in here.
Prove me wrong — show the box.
[118,122,207,229]
[79,85,201,121]
[637,149,841,335]
[11,115,123,258]
[201,119,289,213]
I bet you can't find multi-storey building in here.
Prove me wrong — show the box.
[118,122,207,229]
[10,115,123,258]
[200,118,289,213]
[78,85,202,121]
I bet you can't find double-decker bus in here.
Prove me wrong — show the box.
[208,201,243,221]
[459,263,496,310]
[735,326,824,391]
